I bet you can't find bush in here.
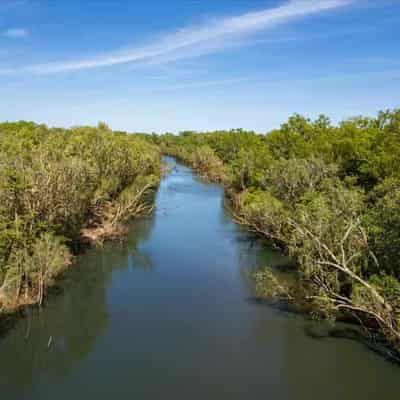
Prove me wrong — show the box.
[0,121,161,311]
[156,109,400,355]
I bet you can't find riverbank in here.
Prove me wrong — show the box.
[1,156,398,399]
[0,121,161,315]
[0,187,158,316]
[157,111,400,360]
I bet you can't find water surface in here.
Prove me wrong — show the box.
[0,158,398,399]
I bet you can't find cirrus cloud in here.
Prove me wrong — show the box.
[6,0,352,74]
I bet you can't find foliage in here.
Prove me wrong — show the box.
[157,109,400,356]
[366,177,400,278]
[0,121,161,311]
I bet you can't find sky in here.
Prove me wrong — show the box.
[0,0,399,133]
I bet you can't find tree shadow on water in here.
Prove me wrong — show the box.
[0,213,156,387]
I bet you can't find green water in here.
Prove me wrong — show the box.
[0,157,398,399]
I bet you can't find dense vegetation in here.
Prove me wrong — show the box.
[2,110,399,359]
[157,109,400,358]
[0,121,160,313]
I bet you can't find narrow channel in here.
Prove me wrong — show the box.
[0,157,398,399]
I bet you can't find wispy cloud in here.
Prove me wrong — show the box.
[8,0,352,74]
[144,68,400,94]
[2,28,29,38]
[152,77,259,92]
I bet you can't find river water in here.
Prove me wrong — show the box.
[0,157,398,399]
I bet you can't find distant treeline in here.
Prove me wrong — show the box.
[156,109,400,358]
[0,121,161,313]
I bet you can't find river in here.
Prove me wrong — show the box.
[0,157,398,399]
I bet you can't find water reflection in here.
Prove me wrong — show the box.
[0,214,156,389]
[0,157,399,400]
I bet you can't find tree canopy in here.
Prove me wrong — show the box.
[0,121,161,312]
[157,109,400,357]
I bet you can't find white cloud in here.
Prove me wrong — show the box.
[10,0,352,74]
[3,28,28,38]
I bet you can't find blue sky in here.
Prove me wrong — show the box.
[0,0,399,133]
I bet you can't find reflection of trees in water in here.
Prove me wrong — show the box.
[235,228,291,296]
[0,214,155,387]
[120,217,156,270]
